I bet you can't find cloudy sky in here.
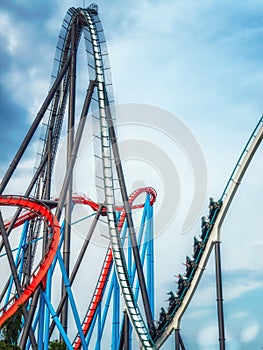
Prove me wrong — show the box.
[0,1,263,349]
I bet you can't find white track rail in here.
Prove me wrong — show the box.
[82,9,157,350]
[44,7,156,349]
[156,117,263,348]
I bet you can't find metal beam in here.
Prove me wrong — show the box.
[175,329,180,350]
[175,329,186,350]
[61,18,77,334]
[214,242,226,350]
[0,54,72,195]
[0,211,37,348]
[55,80,96,221]
[49,205,102,337]
[105,101,154,330]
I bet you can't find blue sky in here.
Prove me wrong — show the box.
[0,1,263,349]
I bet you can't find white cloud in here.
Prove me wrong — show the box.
[197,324,218,348]
[191,284,216,307]
[0,12,21,54]
[226,311,261,346]
[241,322,260,343]
[224,279,263,301]
[184,307,211,320]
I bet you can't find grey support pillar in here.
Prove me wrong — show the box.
[61,19,77,333]
[175,329,180,350]
[214,242,226,350]
[175,329,186,350]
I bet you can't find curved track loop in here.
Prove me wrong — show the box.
[71,187,156,216]
[155,117,263,347]
[3,201,57,231]
[74,187,157,349]
[0,195,60,327]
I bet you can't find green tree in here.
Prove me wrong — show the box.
[0,340,20,349]
[48,340,67,350]
[0,308,22,348]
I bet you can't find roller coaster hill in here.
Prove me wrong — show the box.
[0,4,262,350]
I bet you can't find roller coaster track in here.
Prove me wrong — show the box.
[73,187,157,349]
[1,4,157,347]
[154,117,263,348]
[0,3,262,349]
[1,190,156,349]
[0,195,60,327]
[75,7,158,350]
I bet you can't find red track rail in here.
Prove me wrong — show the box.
[0,188,156,335]
[3,190,156,231]
[0,195,60,327]
[74,187,157,349]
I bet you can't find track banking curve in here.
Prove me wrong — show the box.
[0,195,60,327]
[155,117,263,348]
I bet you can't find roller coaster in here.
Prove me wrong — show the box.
[0,4,262,350]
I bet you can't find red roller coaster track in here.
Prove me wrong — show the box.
[0,187,156,341]
[0,195,60,327]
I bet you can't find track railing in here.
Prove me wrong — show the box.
[155,116,263,348]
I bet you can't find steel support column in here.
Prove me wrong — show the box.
[0,54,72,195]
[175,329,186,350]
[0,152,48,254]
[179,332,186,350]
[105,101,154,330]
[124,311,130,350]
[55,80,96,221]
[214,242,226,350]
[175,329,180,350]
[61,18,77,334]
[0,211,37,348]
[49,205,102,337]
